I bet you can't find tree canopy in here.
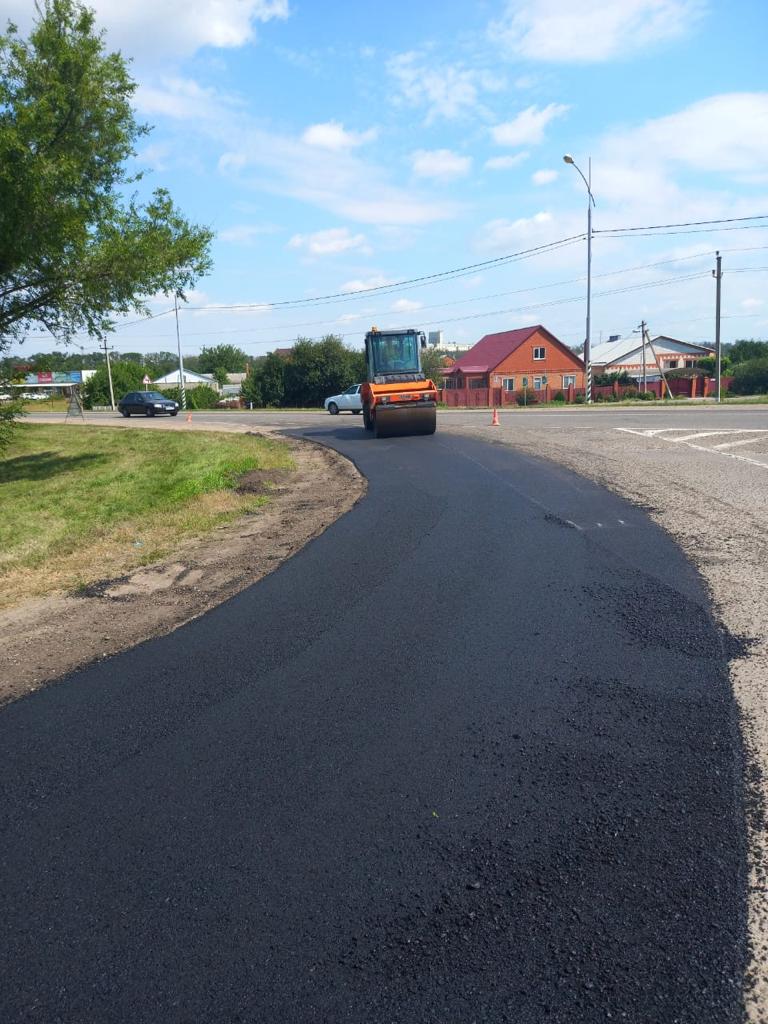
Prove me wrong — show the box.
[241,337,365,408]
[0,0,212,351]
[197,344,248,374]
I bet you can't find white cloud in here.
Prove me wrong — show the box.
[484,152,530,171]
[218,223,278,244]
[479,211,555,252]
[340,275,395,293]
[302,121,378,151]
[391,298,423,313]
[492,103,569,146]
[491,0,703,63]
[142,79,459,226]
[604,93,768,175]
[411,149,472,181]
[288,228,371,256]
[532,169,558,185]
[2,0,290,61]
[742,298,765,310]
[387,51,505,122]
[136,77,241,122]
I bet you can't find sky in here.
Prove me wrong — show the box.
[8,0,768,357]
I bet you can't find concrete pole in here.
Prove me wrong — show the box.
[174,291,187,411]
[714,252,723,403]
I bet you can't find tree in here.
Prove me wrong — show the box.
[212,366,229,387]
[197,344,248,374]
[0,1,212,348]
[728,339,768,365]
[242,351,285,407]
[282,336,364,407]
[82,360,144,407]
[420,347,448,387]
[730,357,768,395]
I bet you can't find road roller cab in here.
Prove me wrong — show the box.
[361,327,438,438]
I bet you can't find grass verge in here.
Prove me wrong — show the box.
[0,424,294,609]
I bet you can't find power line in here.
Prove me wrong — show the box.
[594,214,768,234]
[595,224,768,239]
[184,235,587,312]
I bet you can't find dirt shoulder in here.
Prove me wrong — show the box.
[445,417,768,1023]
[0,433,365,705]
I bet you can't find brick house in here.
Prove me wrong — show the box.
[443,325,585,397]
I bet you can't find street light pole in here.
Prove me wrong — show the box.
[563,154,596,404]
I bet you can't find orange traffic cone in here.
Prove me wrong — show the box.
[186,412,192,424]
[491,407,500,426]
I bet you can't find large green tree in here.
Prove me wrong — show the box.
[283,336,365,407]
[197,344,248,374]
[82,359,144,407]
[0,0,212,349]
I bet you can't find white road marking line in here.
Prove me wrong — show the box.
[615,427,768,469]
[712,434,768,450]
[671,431,735,443]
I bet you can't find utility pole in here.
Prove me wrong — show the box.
[101,337,116,411]
[639,319,647,393]
[713,251,723,403]
[174,290,187,411]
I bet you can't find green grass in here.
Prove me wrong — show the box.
[0,424,294,608]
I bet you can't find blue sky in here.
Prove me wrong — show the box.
[9,0,768,356]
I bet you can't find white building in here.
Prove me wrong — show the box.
[591,335,714,380]
[152,369,220,391]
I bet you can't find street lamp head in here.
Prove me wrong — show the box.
[563,154,574,164]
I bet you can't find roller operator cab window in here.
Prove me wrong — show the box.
[370,332,420,375]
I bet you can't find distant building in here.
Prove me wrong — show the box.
[153,369,220,391]
[591,335,713,379]
[443,325,585,393]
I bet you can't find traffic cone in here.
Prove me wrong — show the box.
[491,407,500,426]
[186,411,192,424]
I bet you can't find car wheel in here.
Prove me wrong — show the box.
[352,409,361,414]
[170,410,178,417]
[145,406,155,417]
[363,403,373,431]
[328,402,339,415]
[121,409,130,418]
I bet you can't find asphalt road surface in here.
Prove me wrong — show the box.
[0,425,747,1023]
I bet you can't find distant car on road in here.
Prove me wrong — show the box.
[324,384,362,415]
[118,391,179,417]
[20,391,50,401]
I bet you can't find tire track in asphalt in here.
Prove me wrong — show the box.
[0,426,747,1023]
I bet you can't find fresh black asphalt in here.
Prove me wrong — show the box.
[0,426,747,1022]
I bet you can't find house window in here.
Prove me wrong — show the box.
[533,346,546,360]
[533,376,547,390]
[502,377,515,391]
[667,359,679,368]
[684,359,694,367]
[562,374,577,388]
[468,378,486,389]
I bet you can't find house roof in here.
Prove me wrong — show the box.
[153,369,215,384]
[445,325,581,374]
[591,336,714,366]
[445,326,541,374]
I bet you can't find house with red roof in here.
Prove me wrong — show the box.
[443,326,585,399]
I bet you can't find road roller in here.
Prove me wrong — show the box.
[361,327,438,438]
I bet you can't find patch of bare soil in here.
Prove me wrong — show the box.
[0,435,365,705]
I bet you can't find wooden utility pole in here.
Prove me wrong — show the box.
[713,251,723,403]
[645,326,673,400]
